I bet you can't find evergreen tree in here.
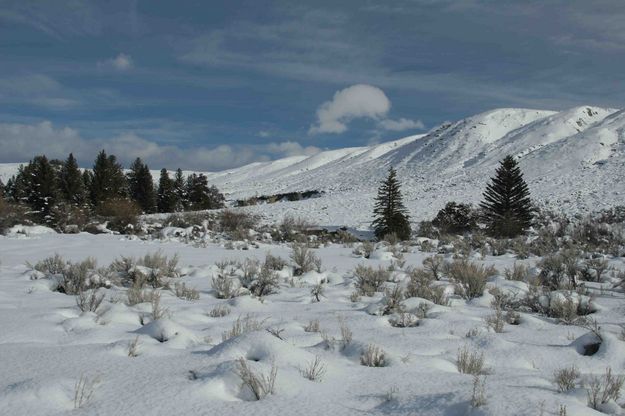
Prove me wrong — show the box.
[371,167,411,241]
[186,173,225,210]
[173,168,187,211]
[127,158,156,213]
[90,150,128,206]
[157,168,177,213]
[479,155,533,238]
[0,178,4,198]
[20,156,58,223]
[59,153,86,206]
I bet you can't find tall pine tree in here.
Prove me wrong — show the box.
[186,173,225,211]
[371,167,411,241]
[90,150,128,206]
[479,155,533,238]
[157,168,177,213]
[173,168,187,211]
[20,156,58,224]
[59,153,86,206]
[127,158,156,213]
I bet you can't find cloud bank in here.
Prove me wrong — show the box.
[0,121,321,171]
[309,84,424,134]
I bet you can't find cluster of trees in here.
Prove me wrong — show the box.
[372,155,534,240]
[0,151,224,227]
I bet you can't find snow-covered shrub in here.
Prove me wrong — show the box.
[218,209,258,238]
[445,260,495,300]
[150,291,169,320]
[352,241,375,259]
[485,308,505,333]
[212,271,238,299]
[222,314,266,341]
[76,288,104,313]
[73,374,99,409]
[58,258,102,295]
[250,264,280,297]
[585,368,624,410]
[360,344,387,367]
[553,365,580,393]
[423,255,444,280]
[310,282,324,302]
[471,375,487,408]
[236,358,277,401]
[405,267,449,305]
[381,286,404,315]
[173,282,199,301]
[389,312,419,328]
[353,264,389,296]
[126,288,158,306]
[504,262,529,281]
[208,304,231,318]
[300,355,326,382]
[29,253,68,275]
[127,336,140,357]
[456,346,484,375]
[290,243,321,276]
[263,253,288,272]
[583,258,609,282]
[304,319,320,333]
[111,252,179,289]
[279,215,312,242]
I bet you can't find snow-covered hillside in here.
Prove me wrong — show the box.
[2,106,623,228]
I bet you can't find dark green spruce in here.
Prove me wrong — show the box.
[371,167,411,241]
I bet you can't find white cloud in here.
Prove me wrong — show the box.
[378,117,425,131]
[0,121,321,171]
[309,84,391,134]
[99,53,134,71]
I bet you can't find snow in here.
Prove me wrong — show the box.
[1,232,624,415]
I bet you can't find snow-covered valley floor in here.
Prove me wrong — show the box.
[1,231,624,416]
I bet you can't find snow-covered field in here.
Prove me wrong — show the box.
[1,228,624,415]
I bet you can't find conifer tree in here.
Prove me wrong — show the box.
[371,167,411,241]
[90,150,128,206]
[479,155,533,238]
[173,168,187,211]
[127,158,156,213]
[157,168,177,213]
[185,173,225,210]
[20,155,58,223]
[59,153,86,206]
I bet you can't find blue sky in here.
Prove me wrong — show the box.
[1,0,624,170]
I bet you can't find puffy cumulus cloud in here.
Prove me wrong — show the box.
[309,84,391,134]
[309,84,424,134]
[377,117,425,131]
[0,121,321,171]
[99,53,134,71]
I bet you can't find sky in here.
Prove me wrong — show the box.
[1,0,624,171]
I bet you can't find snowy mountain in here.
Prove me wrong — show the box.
[1,106,623,228]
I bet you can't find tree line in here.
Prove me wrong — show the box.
[0,150,225,226]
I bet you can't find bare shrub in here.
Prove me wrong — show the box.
[0,198,31,233]
[219,210,258,236]
[236,358,277,400]
[291,243,321,276]
[280,215,312,241]
[445,260,494,300]
[76,289,105,313]
[239,258,260,288]
[59,258,100,295]
[423,255,444,280]
[471,375,487,408]
[150,291,169,320]
[208,304,231,318]
[222,314,267,341]
[212,272,237,299]
[310,282,325,302]
[538,254,567,290]
[250,264,280,297]
[300,355,326,382]
[29,253,67,275]
[405,267,449,305]
[457,346,484,375]
[553,365,580,393]
[173,282,199,301]
[585,367,625,410]
[360,344,387,367]
[73,374,99,409]
[126,287,157,306]
[304,319,320,333]
[504,262,529,281]
[127,336,140,357]
[584,258,609,282]
[353,264,389,296]
[338,316,353,349]
[263,253,288,271]
[96,198,140,232]
[381,286,404,315]
[485,307,505,333]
